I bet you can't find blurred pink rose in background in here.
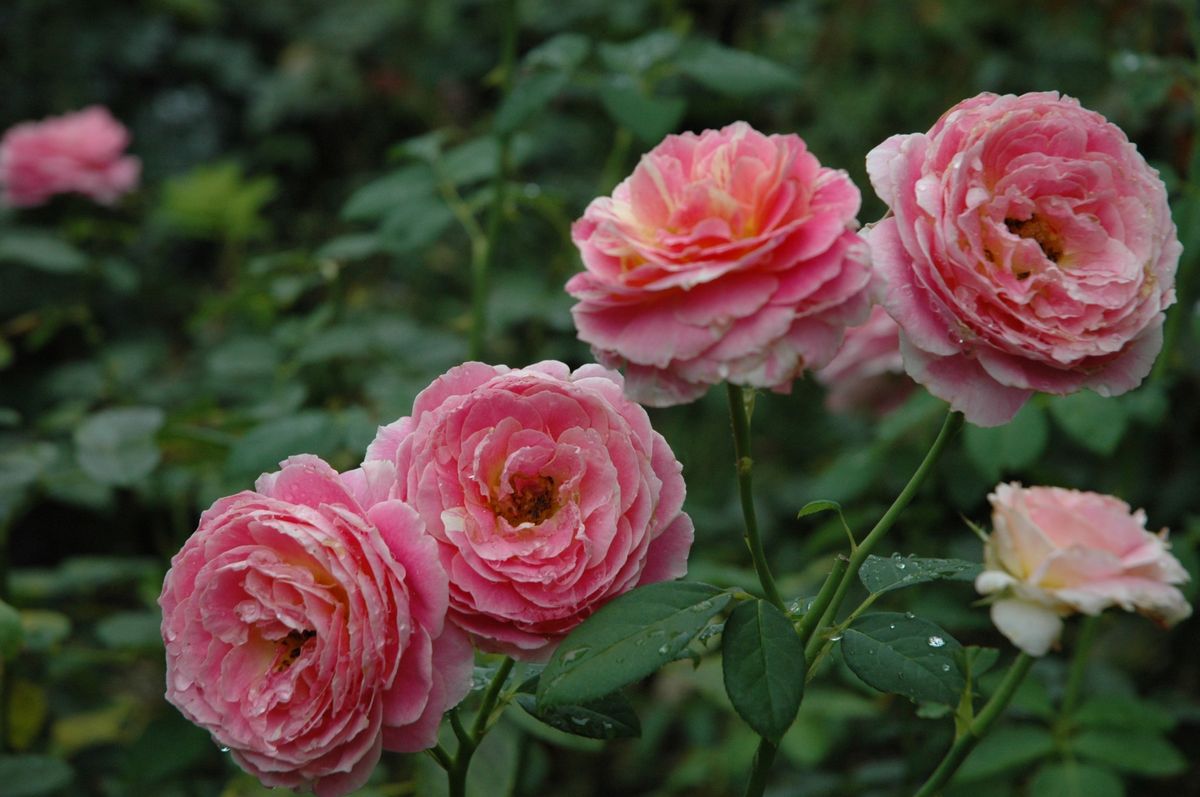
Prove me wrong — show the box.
[866,92,1179,426]
[815,305,914,415]
[366,361,694,659]
[0,105,141,208]
[567,122,871,406]
[160,455,472,797]
[975,482,1191,656]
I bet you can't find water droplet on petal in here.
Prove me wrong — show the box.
[219,746,231,753]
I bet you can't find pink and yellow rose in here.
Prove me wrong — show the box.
[365,361,694,659]
[976,482,1191,656]
[866,92,1180,426]
[567,122,871,406]
[160,455,472,797]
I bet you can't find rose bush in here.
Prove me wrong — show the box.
[365,361,694,659]
[0,105,140,207]
[866,92,1180,426]
[567,121,871,406]
[815,304,913,414]
[975,482,1191,656]
[160,455,472,797]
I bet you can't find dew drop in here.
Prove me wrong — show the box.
[657,644,671,655]
[570,717,589,727]
[928,636,945,648]
[942,664,951,672]
[896,562,907,570]
[561,645,591,663]
[219,746,231,753]
[829,634,843,642]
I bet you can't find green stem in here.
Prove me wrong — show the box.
[913,653,1034,797]
[447,657,516,797]
[471,657,516,739]
[470,0,519,361]
[794,555,849,648]
[725,384,785,611]
[1058,615,1100,728]
[804,411,963,666]
[743,738,778,797]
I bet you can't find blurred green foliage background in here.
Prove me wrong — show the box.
[0,1,1198,795]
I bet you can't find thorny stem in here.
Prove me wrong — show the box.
[446,657,516,797]
[725,383,786,611]
[912,653,1035,797]
[804,411,963,667]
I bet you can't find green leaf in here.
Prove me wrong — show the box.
[796,500,843,520]
[721,599,805,742]
[341,165,436,221]
[74,407,165,486]
[19,610,71,651]
[1070,728,1186,776]
[858,555,981,596]
[675,40,801,96]
[955,725,1055,782]
[315,233,381,262]
[0,442,56,493]
[0,599,23,659]
[1049,391,1128,455]
[495,71,570,134]
[959,646,1001,680]
[537,581,730,707]
[225,411,341,480]
[0,231,87,273]
[840,613,964,705]
[95,611,162,651]
[378,198,456,255]
[523,33,590,71]
[599,31,681,74]
[1030,762,1124,797]
[598,83,686,144]
[515,690,640,739]
[963,401,1048,479]
[1073,696,1174,733]
[0,754,73,796]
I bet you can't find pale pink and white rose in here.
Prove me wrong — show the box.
[815,305,914,414]
[866,92,1180,426]
[0,106,140,208]
[160,455,472,797]
[365,361,694,659]
[567,122,872,406]
[976,482,1191,656]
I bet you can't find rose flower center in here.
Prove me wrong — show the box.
[492,474,558,527]
[274,628,316,673]
[1005,214,1063,267]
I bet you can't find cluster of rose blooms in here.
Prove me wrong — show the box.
[4,92,1190,795]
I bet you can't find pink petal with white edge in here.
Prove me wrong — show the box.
[898,334,1031,426]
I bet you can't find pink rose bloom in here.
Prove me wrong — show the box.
[567,122,872,406]
[365,361,694,659]
[0,106,140,208]
[975,483,1191,656]
[159,455,473,797]
[815,305,914,414]
[866,92,1180,426]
